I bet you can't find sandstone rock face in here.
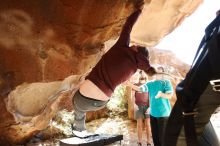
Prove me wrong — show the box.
[0,0,201,145]
[131,0,203,46]
[149,48,190,105]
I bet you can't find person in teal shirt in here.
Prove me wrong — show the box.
[127,66,173,146]
[140,78,172,118]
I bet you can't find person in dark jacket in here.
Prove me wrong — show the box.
[71,9,156,136]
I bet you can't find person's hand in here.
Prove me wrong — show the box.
[147,66,157,76]
[134,104,138,111]
[145,107,150,114]
[124,80,131,86]
[135,0,145,10]
[155,91,162,99]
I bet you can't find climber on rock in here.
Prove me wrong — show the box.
[71,8,156,137]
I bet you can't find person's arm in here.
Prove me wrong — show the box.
[135,52,157,77]
[155,80,174,99]
[155,91,173,100]
[115,9,141,47]
[133,93,139,111]
[126,81,141,92]
[126,81,149,93]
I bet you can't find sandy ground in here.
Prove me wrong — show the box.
[26,112,220,146]
[26,116,153,146]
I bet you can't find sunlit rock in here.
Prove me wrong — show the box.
[131,0,203,46]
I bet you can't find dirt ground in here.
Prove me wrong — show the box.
[26,112,220,146]
[26,116,153,146]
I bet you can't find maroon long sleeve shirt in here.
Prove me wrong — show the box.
[86,10,151,97]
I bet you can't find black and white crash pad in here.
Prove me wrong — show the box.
[59,134,123,146]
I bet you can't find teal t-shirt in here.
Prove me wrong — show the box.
[140,79,173,117]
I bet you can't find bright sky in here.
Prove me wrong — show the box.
[156,0,220,65]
